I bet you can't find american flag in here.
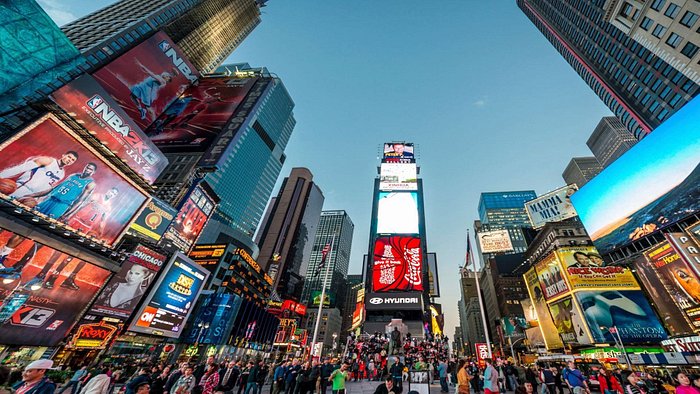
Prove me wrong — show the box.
[313,244,331,277]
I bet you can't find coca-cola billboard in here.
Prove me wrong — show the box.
[372,236,423,292]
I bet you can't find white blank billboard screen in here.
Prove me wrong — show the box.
[376,192,419,234]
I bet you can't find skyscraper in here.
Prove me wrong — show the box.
[587,116,638,168]
[256,168,325,300]
[562,157,603,187]
[301,211,355,305]
[518,0,700,139]
[476,190,537,253]
[61,0,264,73]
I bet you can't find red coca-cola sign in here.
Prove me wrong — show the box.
[372,236,423,292]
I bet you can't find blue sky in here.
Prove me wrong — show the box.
[43,0,614,337]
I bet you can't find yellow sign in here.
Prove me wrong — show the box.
[556,247,640,290]
[523,267,564,350]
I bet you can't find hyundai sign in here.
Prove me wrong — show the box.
[364,292,423,311]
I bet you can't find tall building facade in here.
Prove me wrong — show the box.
[562,157,603,187]
[256,168,325,300]
[518,0,700,139]
[301,210,355,305]
[587,116,638,167]
[61,0,263,73]
[476,190,537,254]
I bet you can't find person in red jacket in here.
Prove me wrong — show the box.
[598,369,623,394]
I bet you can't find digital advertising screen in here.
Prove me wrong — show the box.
[89,245,167,320]
[147,77,257,148]
[128,252,209,338]
[183,293,242,345]
[92,31,200,130]
[0,229,111,346]
[557,246,639,291]
[126,197,177,242]
[535,253,569,301]
[376,191,419,234]
[570,96,700,255]
[311,290,336,307]
[382,142,415,163]
[427,252,440,297]
[525,185,579,229]
[574,290,668,344]
[477,230,514,253]
[162,184,217,253]
[50,74,168,184]
[0,115,149,247]
[372,236,423,292]
[548,297,591,344]
[523,268,563,349]
[379,163,418,191]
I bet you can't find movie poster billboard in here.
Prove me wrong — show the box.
[667,232,700,275]
[523,268,563,349]
[570,96,700,254]
[50,74,168,183]
[477,230,514,253]
[0,229,111,346]
[548,297,591,344]
[147,77,257,148]
[379,163,418,191]
[92,31,200,130]
[128,252,209,338]
[525,185,579,229]
[89,245,167,320]
[557,246,639,290]
[574,290,668,344]
[535,253,569,301]
[0,115,149,247]
[162,184,217,253]
[372,236,423,292]
[126,197,177,242]
[376,192,419,234]
[382,142,415,163]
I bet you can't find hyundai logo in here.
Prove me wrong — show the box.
[368,297,383,305]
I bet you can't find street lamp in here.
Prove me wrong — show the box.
[600,326,632,368]
[508,336,526,366]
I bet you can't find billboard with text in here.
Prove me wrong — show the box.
[127,197,177,242]
[535,253,568,301]
[382,143,415,163]
[372,236,423,292]
[523,267,563,349]
[557,246,639,291]
[477,229,513,253]
[525,185,578,229]
[548,297,590,344]
[162,184,217,253]
[380,163,418,191]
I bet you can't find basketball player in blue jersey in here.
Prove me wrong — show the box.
[0,151,78,199]
[34,163,97,220]
[129,60,174,121]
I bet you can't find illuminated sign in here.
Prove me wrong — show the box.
[72,322,118,348]
[477,230,513,253]
[127,198,177,242]
[525,185,578,229]
[382,142,415,163]
[372,236,423,292]
[376,191,419,234]
[380,163,417,191]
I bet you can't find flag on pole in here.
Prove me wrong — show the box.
[465,231,472,266]
[314,244,331,277]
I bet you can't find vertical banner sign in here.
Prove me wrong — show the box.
[162,184,217,253]
[475,343,489,368]
[535,253,569,301]
[523,268,564,350]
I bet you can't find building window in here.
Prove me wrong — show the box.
[652,24,667,38]
[650,0,666,11]
[666,32,683,48]
[681,41,699,58]
[681,11,699,28]
[620,2,634,17]
[665,3,681,19]
[640,17,654,30]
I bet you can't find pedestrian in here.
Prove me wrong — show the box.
[244,361,259,394]
[284,360,300,394]
[598,369,622,394]
[126,369,152,394]
[506,363,518,392]
[328,364,349,394]
[562,362,588,394]
[136,382,151,394]
[483,359,499,394]
[552,367,565,394]
[59,367,88,394]
[256,362,268,392]
[320,360,334,394]
[13,359,57,394]
[272,361,289,394]
[437,359,449,393]
[540,365,556,394]
[373,376,397,394]
[620,371,642,394]
[457,360,471,394]
[674,372,700,394]
[172,366,197,394]
[151,367,171,394]
[164,363,188,394]
[200,364,220,394]
[219,361,240,393]
[78,372,110,394]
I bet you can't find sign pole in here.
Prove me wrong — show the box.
[469,230,493,358]
[309,234,336,360]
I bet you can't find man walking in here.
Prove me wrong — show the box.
[563,362,588,394]
[58,366,87,394]
[438,360,449,393]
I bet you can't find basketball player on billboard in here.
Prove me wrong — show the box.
[33,163,97,220]
[0,240,88,291]
[148,87,223,137]
[0,151,79,199]
[123,61,175,121]
[64,187,120,238]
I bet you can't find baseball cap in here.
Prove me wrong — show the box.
[25,359,54,371]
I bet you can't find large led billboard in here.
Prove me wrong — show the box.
[0,229,110,346]
[92,31,200,130]
[535,253,569,301]
[557,246,639,291]
[89,245,167,320]
[126,197,177,242]
[523,267,564,349]
[548,297,590,344]
[372,236,423,292]
[570,96,700,254]
[477,230,514,253]
[147,77,257,148]
[574,290,667,344]
[382,143,415,163]
[50,75,168,184]
[525,185,578,229]
[380,163,418,191]
[376,192,419,234]
[0,115,149,247]
[162,184,217,253]
[128,252,209,338]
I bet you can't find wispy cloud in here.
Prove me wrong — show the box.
[38,0,77,26]
[472,97,488,108]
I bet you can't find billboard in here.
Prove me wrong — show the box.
[0,115,149,247]
[382,142,415,163]
[557,246,639,290]
[310,291,336,307]
[570,96,700,254]
[50,74,168,183]
[523,268,564,349]
[574,290,668,344]
[365,292,423,311]
[379,163,418,191]
[0,229,111,346]
[376,192,419,234]
[188,244,226,270]
[501,315,529,338]
[162,184,217,253]
[126,197,177,242]
[183,293,242,345]
[89,245,167,320]
[535,253,569,301]
[427,252,440,297]
[525,185,579,229]
[372,236,423,292]
[128,252,209,338]
[667,232,700,275]
[475,343,489,368]
[548,297,590,344]
[147,77,257,148]
[477,230,514,253]
[92,31,200,130]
